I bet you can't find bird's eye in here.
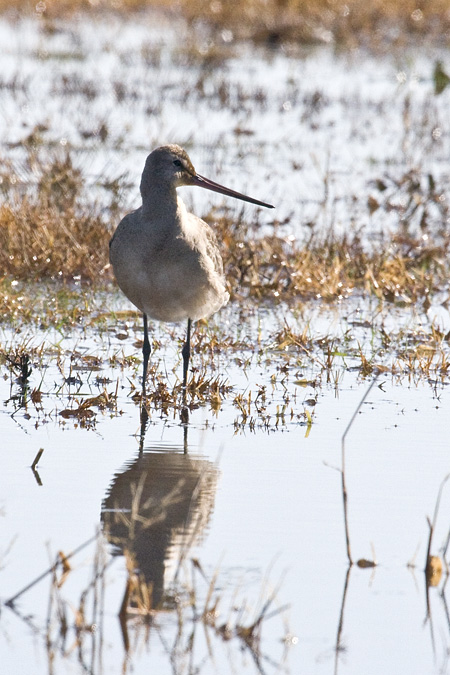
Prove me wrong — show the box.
[173,159,182,167]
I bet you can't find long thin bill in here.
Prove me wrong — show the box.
[193,173,274,209]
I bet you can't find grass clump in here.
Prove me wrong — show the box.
[0,151,112,283]
[213,204,450,309]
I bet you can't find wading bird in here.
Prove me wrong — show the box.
[110,144,273,399]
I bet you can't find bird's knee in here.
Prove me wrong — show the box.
[143,338,151,359]
[182,341,190,361]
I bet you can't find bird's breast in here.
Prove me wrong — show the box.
[110,212,228,323]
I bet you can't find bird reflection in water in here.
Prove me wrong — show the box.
[101,428,219,615]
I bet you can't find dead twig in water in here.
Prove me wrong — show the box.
[340,373,380,566]
[425,473,450,585]
[422,473,450,657]
[31,447,44,471]
[31,447,44,485]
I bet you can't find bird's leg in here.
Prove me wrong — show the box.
[180,319,192,423]
[142,313,151,394]
[140,313,151,427]
[182,318,192,391]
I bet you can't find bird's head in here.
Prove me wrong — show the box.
[141,144,274,209]
[142,145,196,188]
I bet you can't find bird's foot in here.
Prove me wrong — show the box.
[139,400,149,452]
[140,394,149,424]
[180,406,189,425]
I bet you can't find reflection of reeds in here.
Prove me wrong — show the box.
[5,529,291,672]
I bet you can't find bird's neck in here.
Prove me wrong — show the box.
[141,180,178,221]
[140,181,188,238]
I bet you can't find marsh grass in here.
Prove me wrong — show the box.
[0,151,112,284]
[2,307,448,435]
[1,0,450,47]
[1,211,450,431]
[1,148,449,318]
[0,139,450,424]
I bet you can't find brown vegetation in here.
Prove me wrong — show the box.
[0,153,111,283]
[0,148,448,321]
[1,0,450,47]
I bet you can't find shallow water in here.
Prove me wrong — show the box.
[1,300,450,674]
[1,12,450,675]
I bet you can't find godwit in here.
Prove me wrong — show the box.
[109,144,273,397]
